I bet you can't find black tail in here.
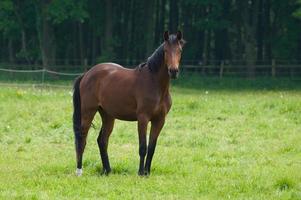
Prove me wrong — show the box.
[73,75,84,137]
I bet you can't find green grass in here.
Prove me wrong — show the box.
[0,76,301,199]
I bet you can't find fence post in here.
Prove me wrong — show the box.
[42,68,45,85]
[84,58,88,70]
[219,60,224,78]
[272,59,276,78]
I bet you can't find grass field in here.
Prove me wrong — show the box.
[0,76,301,199]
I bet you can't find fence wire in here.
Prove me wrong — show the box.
[0,64,300,88]
[0,68,83,89]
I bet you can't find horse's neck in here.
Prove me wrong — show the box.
[154,63,170,96]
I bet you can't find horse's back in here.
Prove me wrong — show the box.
[87,62,134,76]
[82,62,136,86]
[80,63,139,120]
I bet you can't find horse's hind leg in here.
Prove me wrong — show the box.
[75,109,96,176]
[97,111,115,175]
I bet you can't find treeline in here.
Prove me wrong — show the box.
[0,0,301,68]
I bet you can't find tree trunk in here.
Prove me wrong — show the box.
[154,0,160,46]
[203,30,209,65]
[119,0,131,64]
[0,33,3,62]
[8,38,14,63]
[72,22,77,65]
[264,0,272,62]
[78,22,84,65]
[35,0,56,67]
[240,0,259,78]
[21,31,31,63]
[103,0,113,60]
[214,0,231,62]
[298,32,301,63]
[182,1,193,62]
[256,0,264,64]
[13,1,30,64]
[169,0,179,32]
[91,26,97,65]
[156,0,166,44]
[129,0,136,64]
[145,0,155,56]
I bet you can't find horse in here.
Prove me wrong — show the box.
[73,31,185,176]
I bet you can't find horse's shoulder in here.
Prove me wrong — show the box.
[153,92,172,116]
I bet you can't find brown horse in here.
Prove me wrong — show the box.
[73,31,185,176]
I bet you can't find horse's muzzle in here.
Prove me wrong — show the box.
[168,68,179,79]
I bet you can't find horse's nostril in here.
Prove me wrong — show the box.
[168,68,179,79]
[169,68,178,73]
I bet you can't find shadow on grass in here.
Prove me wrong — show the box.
[91,163,135,176]
[37,162,133,177]
[93,163,177,176]
[173,72,301,91]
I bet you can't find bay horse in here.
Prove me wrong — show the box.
[73,31,185,176]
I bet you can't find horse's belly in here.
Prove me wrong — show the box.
[114,113,137,121]
[100,96,137,121]
[104,106,137,121]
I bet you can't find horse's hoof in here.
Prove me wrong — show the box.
[101,168,111,176]
[138,170,150,176]
[138,170,145,176]
[76,168,82,176]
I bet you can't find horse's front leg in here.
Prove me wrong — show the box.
[137,114,149,176]
[144,117,165,175]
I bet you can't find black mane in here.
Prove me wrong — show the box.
[146,44,164,72]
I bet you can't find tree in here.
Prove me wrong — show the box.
[0,0,21,63]
[1,0,301,70]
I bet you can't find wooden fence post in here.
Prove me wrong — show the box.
[42,68,45,85]
[272,59,276,78]
[84,58,88,70]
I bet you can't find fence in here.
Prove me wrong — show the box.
[0,68,82,88]
[0,61,300,88]
[182,62,301,78]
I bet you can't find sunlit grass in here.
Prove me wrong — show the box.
[0,77,300,199]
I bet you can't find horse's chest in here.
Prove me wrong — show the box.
[142,94,171,117]
[154,101,169,116]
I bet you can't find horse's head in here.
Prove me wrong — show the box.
[163,31,185,79]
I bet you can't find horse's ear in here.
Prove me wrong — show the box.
[163,31,169,41]
[176,31,182,40]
